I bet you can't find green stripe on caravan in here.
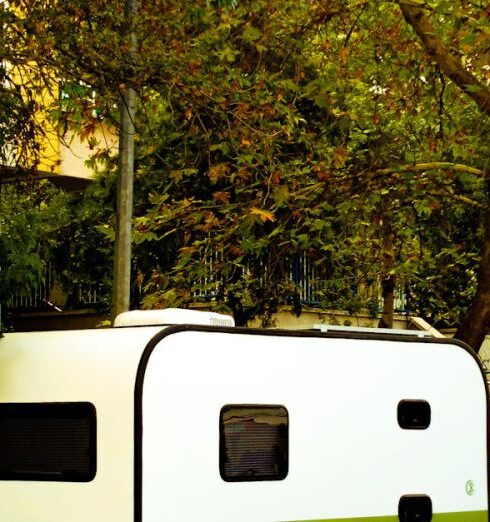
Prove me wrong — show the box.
[289,511,488,522]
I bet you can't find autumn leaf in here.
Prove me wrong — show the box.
[339,47,350,62]
[136,271,145,287]
[317,171,332,181]
[213,191,230,204]
[179,246,197,255]
[333,146,348,168]
[273,186,289,207]
[208,163,230,183]
[272,171,281,185]
[230,244,243,256]
[171,170,184,182]
[250,207,276,222]
[235,167,252,184]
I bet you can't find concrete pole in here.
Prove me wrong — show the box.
[112,0,138,321]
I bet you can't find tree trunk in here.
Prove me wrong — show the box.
[379,275,396,329]
[378,219,395,329]
[454,200,490,352]
[398,0,490,350]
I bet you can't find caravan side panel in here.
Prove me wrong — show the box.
[139,329,488,522]
[0,327,160,522]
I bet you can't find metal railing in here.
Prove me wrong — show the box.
[6,264,105,311]
[6,254,408,313]
[193,251,408,311]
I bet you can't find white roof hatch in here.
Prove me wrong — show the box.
[114,308,235,328]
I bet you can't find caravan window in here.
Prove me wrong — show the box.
[398,400,431,430]
[220,405,288,482]
[0,402,96,482]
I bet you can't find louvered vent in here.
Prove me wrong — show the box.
[0,402,96,482]
[209,316,235,327]
[220,405,288,482]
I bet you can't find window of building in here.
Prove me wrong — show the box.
[0,402,96,482]
[220,405,288,482]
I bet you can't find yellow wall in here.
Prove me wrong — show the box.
[58,124,118,179]
[8,64,117,179]
[36,87,61,174]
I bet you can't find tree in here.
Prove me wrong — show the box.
[2,0,489,347]
[394,0,490,349]
[398,0,490,116]
[122,0,487,332]
[0,182,71,304]
[0,5,41,171]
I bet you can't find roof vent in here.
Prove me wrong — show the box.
[114,308,235,328]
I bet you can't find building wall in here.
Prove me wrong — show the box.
[58,123,118,180]
[247,306,409,330]
[6,62,116,180]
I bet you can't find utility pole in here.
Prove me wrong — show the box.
[112,0,138,320]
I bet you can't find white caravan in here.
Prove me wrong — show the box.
[0,309,487,522]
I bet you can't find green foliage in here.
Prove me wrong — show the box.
[125,0,489,325]
[51,175,114,308]
[0,183,70,301]
[2,0,489,327]
[0,178,114,311]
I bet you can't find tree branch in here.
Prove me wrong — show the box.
[375,162,486,177]
[397,0,490,117]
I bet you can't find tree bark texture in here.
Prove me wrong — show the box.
[378,219,396,329]
[454,200,490,352]
[398,1,490,117]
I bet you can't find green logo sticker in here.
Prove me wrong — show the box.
[466,480,475,496]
